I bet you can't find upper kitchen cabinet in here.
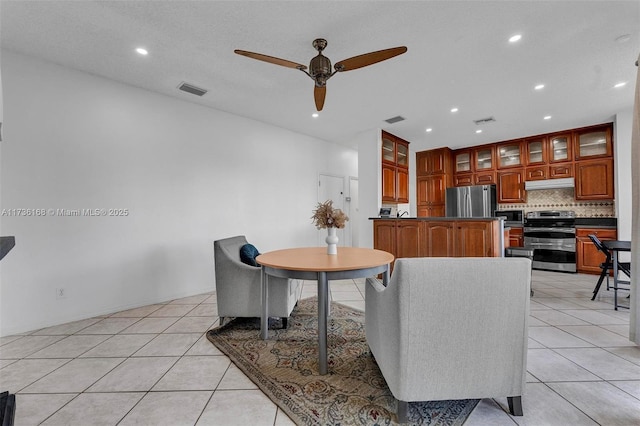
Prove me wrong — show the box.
[548,133,573,163]
[575,158,614,200]
[474,145,496,185]
[496,141,523,169]
[454,149,472,174]
[497,169,526,203]
[574,124,612,160]
[381,131,410,204]
[524,136,548,165]
[416,148,451,176]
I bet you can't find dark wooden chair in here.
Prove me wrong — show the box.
[589,234,630,302]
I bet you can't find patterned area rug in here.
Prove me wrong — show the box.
[206,298,479,425]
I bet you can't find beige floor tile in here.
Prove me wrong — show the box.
[557,325,636,347]
[602,346,640,366]
[14,393,77,425]
[0,335,23,346]
[41,392,144,426]
[21,357,124,393]
[501,383,598,425]
[170,294,212,305]
[121,317,179,334]
[526,349,599,382]
[187,304,218,317]
[133,333,201,357]
[528,327,593,348]
[109,304,164,318]
[527,316,549,327]
[531,310,590,326]
[274,408,297,426]
[533,298,588,310]
[463,399,516,425]
[526,372,540,383]
[26,335,110,358]
[87,356,178,392]
[599,324,630,337]
[119,391,213,426]
[528,300,553,310]
[337,300,365,312]
[0,336,65,359]
[217,364,258,390]
[31,318,102,336]
[554,348,640,380]
[559,310,628,325]
[609,380,640,399]
[548,381,640,426]
[0,359,71,393]
[76,317,140,334]
[148,304,198,317]
[527,338,546,349]
[153,355,230,391]
[163,316,216,333]
[330,290,364,301]
[203,294,217,303]
[185,335,224,356]
[0,359,17,369]
[80,334,156,358]
[196,389,277,426]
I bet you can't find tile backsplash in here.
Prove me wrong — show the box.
[499,188,615,217]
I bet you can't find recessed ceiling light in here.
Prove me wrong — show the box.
[312,113,319,118]
[544,115,552,120]
[614,82,627,88]
[426,128,433,132]
[534,84,545,90]
[450,107,459,113]
[476,129,483,134]
[509,34,522,43]
[136,47,148,56]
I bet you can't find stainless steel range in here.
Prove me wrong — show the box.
[524,210,576,273]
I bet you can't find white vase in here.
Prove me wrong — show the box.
[326,227,339,255]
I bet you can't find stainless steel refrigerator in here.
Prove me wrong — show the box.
[445,184,497,217]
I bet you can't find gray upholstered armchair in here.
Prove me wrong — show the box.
[365,257,531,423]
[214,236,302,327]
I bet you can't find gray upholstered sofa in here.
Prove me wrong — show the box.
[213,235,302,327]
[365,257,531,422]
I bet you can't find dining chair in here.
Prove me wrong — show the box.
[589,234,631,302]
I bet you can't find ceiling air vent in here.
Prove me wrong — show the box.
[473,116,496,125]
[384,115,405,124]
[178,82,208,97]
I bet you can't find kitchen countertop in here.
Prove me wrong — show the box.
[370,217,503,221]
[575,217,617,228]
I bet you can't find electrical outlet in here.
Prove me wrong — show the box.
[56,288,66,299]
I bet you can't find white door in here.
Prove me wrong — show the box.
[318,174,346,246]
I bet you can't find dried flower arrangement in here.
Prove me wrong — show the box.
[311,200,349,229]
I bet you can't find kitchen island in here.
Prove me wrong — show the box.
[371,217,505,263]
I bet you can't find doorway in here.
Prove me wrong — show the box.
[318,174,346,246]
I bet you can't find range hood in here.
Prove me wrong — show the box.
[525,177,574,191]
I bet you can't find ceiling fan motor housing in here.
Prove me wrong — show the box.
[310,54,332,87]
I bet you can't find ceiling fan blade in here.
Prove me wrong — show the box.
[335,46,407,72]
[234,49,307,70]
[314,86,326,111]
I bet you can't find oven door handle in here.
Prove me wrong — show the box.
[524,227,576,233]
[527,242,555,247]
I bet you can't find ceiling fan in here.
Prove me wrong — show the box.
[234,39,407,111]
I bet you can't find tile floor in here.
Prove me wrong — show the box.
[1,270,639,425]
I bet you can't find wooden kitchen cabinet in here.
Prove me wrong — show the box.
[496,141,523,169]
[475,171,496,185]
[416,148,451,217]
[576,228,617,274]
[497,169,526,203]
[373,220,396,257]
[525,165,548,181]
[508,227,523,247]
[575,158,614,200]
[455,220,498,257]
[416,148,451,176]
[397,221,422,259]
[549,163,573,178]
[574,125,612,160]
[454,150,472,174]
[381,131,410,203]
[549,133,573,163]
[422,221,455,257]
[524,136,548,165]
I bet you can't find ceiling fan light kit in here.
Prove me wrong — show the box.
[234,38,407,111]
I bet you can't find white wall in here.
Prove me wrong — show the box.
[355,128,381,249]
[0,50,357,335]
[615,110,633,241]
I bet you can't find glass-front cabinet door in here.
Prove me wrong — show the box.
[525,137,547,165]
[454,150,472,173]
[382,136,395,164]
[474,146,494,170]
[497,142,522,168]
[549,133,572,163]
[396,142,408,167]
[575,127,612,159]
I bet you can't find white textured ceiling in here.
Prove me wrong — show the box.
[1,1,638,151]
